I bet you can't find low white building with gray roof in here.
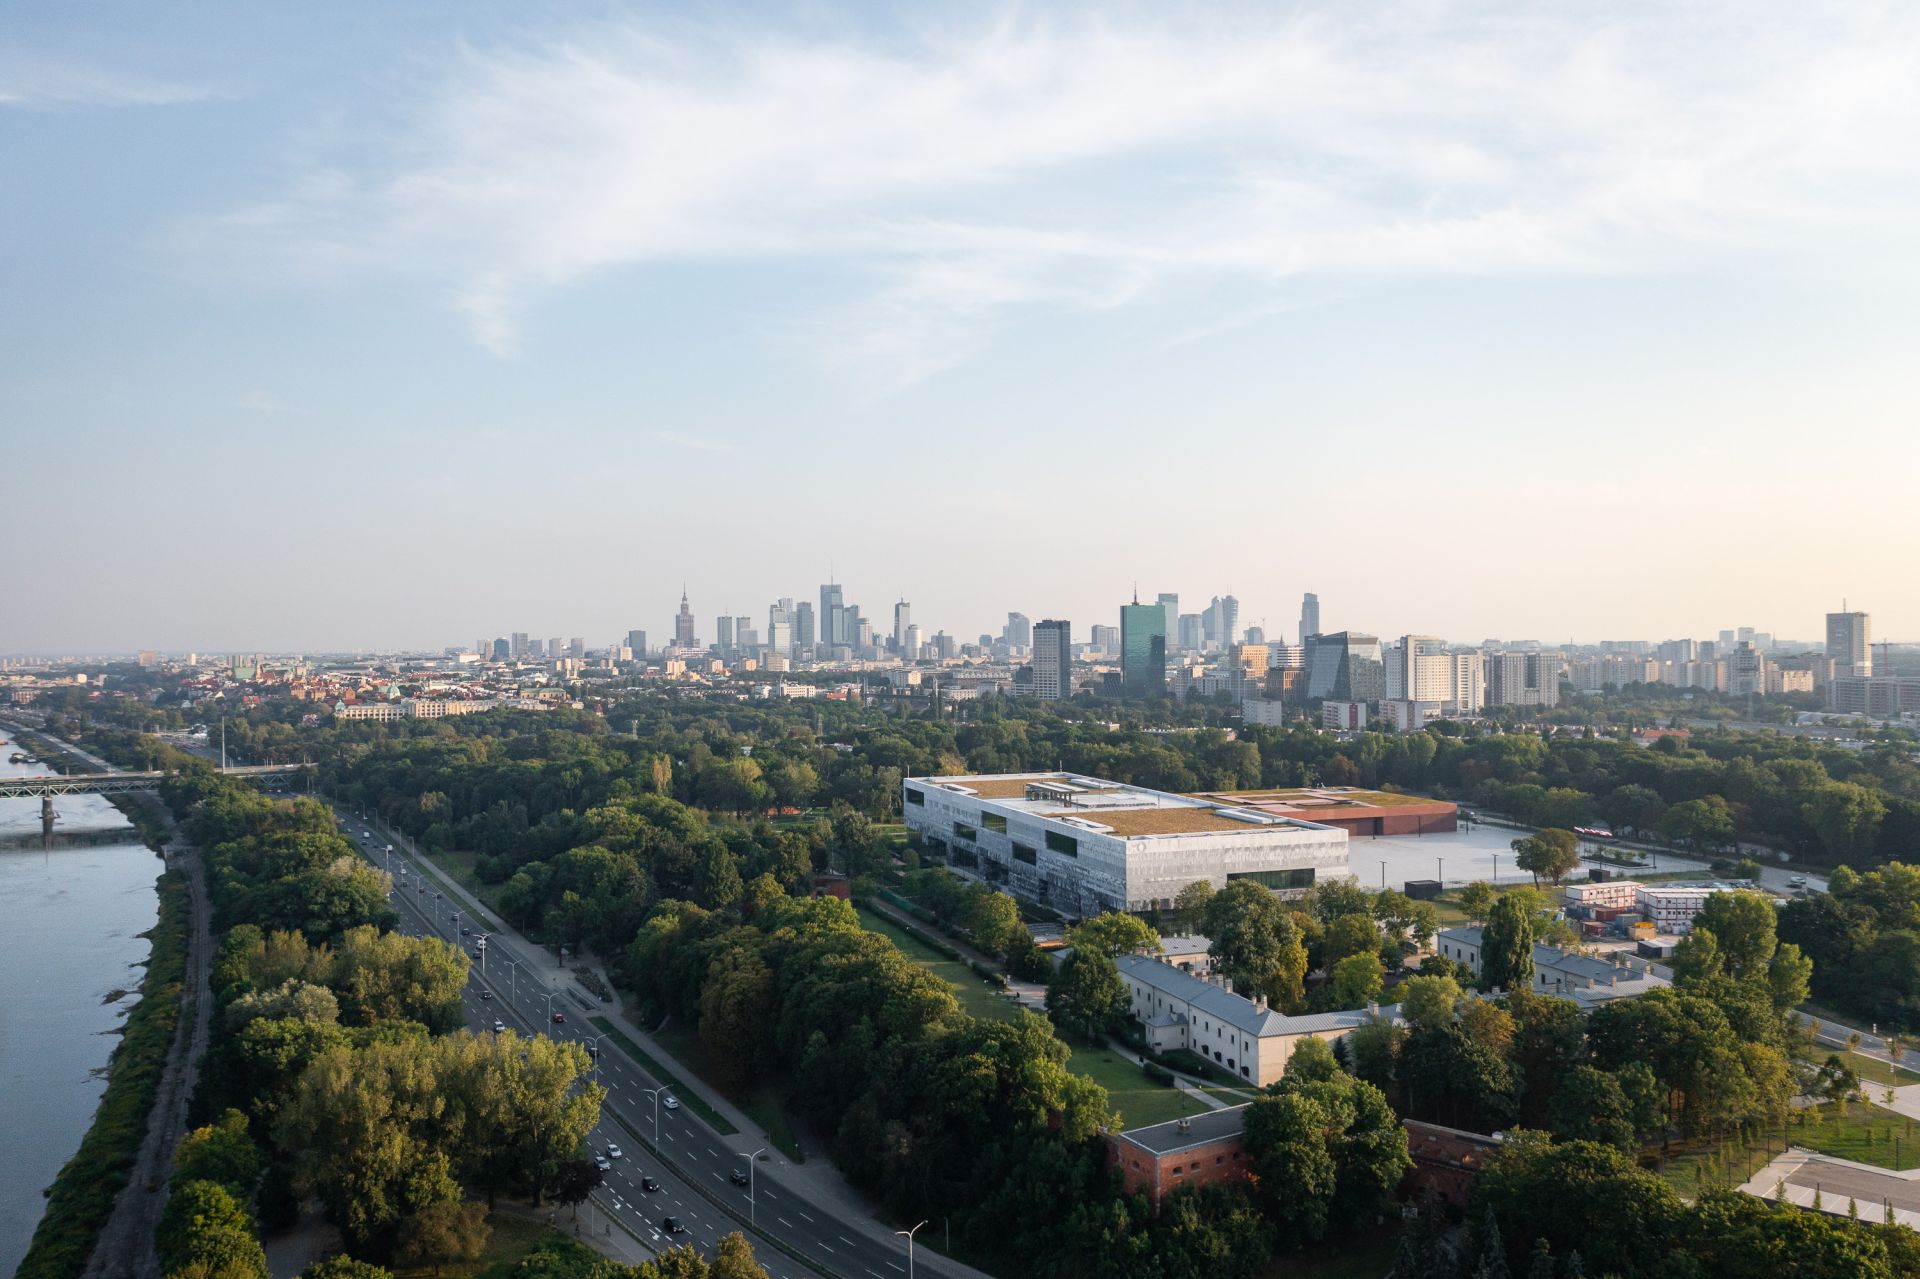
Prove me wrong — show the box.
[1116,953,1390,1086]
[1436,926,1671,1007]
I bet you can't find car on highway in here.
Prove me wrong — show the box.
[729,1169,750,1187]
[492,1019,506,1033]
[1790,875,1809,887]
[640,1175,659,1193]
[595,1154,612,1172]
[661,1216,684,1235]
[552,1012,566,1024]
[460,926,472,936]
[606,1143,623,1160]
[480,990,492,1000]
[662,1096,680,1111]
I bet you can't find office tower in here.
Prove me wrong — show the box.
[1245,625,1266,646]
[1177,613,1203,652]
[1718,629,1736,648]
[568,637,585,659]
[1004,612,1033,648]
[854,619,874,649]
[717,615,735,655]
[1090,624,1120,651]
[1299,593,1320,645]
[1120,598,1168,696]
[626,629,647,656]
[769,619,793,654]
[933,631,956,659]
[1157,594,1179,647]
[820,583,845,647]
[769,599,792,646]
[675,588,697,648]
[1304,632,1384,702]
[1754,632,1774,652]
[524,638,544,658]
[903,624,922,658]
[1827,610,1872,678]
[1203,595,1239,648]
[491,637,511,661]
[794,602,816,651]
[893,600,912,650]
[511,632,529,658]
[1031,620,1070,700]
[541,636,557,659]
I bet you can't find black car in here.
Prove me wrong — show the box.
[460,926,472,936]
[662,1216,684,1234]
[480,990,492,1001]
[552,1012,566,1024]
[640,1175,659,1193]
[730,1169,750,1187]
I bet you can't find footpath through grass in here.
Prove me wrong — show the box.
[855,904,1023,1024]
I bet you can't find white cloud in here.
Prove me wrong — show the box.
[200,3,1920,386]
[0,53,220,109]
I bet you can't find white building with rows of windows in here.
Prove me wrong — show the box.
[901,773,1349,917]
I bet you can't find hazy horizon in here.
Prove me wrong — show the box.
[6,2,1918,653]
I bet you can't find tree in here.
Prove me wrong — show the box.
[967,890,1025,957]
[1173,880,1215,934]
[1458,881,1496,923]
[1068,911,1161,959]
[699,946,774,1092]
[156,1179,268,1279]
[1690,891,1778,981]
[1398,974,1463,1031]
[1548,1067,1636,1150]
[1662,798,1736,852]
[1202,880,1309,1012]
[1768,942,1812,1013]
[1471,1136,1684,1276]
[712,1231,771,1279]
[1480,894,1536,993]
[297,1260,392,1279]
[1512,831,1579,887]
[1803,782,1887,863]
[1046,947,1126,1043]
[394,1200,489,1276]
[1324,953,1385,1009]
[173,1108,262,1199]
[1324,914,1382,967]
[552,1159,602,1218]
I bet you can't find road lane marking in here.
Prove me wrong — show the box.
[778,1217,794,1227]
[818,1243,836,1254]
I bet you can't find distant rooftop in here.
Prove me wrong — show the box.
[909,773,1339,840]
[1114,1104,1251,1155]
[1199,787,1455,813]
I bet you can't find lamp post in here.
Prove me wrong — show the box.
[544,992,560,1029]
[1437,856,1445,887]
[896,1220,927,1279]
[504,959,520,1003]
[640,1087,668,1146]
[737,1147,765,1222]
[1379,859,1386,890]
[583,1035,601,1074]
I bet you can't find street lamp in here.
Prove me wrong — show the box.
[583,1035,602,1073]
[737,1147,765,1222]
[639,1087,669,1146]
[1437,856,1445,887]
[896,1220,927,1279]
[544,992,560,1028]
[504,959,520,1003]
[1379,859,1386,890]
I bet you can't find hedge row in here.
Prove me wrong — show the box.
[17,870,190,1279]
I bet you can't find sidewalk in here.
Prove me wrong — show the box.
[360,811,1001,1279]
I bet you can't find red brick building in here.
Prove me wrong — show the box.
[1106,1106,1256,1207]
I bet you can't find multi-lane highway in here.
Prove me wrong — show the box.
[336,817,953,1279]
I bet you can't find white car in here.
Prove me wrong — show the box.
[595,1154,612,1172]
[607,1144,623,1160]
[492,1019,506,1033]
[662,1096,680,1111]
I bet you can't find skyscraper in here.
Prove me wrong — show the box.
[1157,593,1179,647]
[820,583,845,647]
[1827,610,1872,678]
[1120,599,1168,696]
[626,629,647,656]
[674,588,696,648]
[1299,593,1320,645]
[717,615,735,655]
[1305,632,1384,702]
[1004,612,1033,648]
[893,600,912,651]
[1031,619,1070,700]
[794,601,816,651]
[1204,595,1239,648]
[511,632,529,658]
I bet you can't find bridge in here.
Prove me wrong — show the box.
[0,764,305,801]
[0,764,307,844]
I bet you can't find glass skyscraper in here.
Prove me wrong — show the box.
[1120,601,1168,696]
[1304,631,1383,702]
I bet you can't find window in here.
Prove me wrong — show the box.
[982,812,1007,832]
[906,787,925,806]
[950,849,978,869]
[1013,843,1037,865]
[953,822,976,840]
[1045,830,1078,857]
[1227,867,1315,891]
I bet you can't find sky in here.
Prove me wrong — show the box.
[4,1,1919,654]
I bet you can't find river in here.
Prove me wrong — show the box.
[0,730,162,1275]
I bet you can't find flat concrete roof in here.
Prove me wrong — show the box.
[1114,1104,1250,1156]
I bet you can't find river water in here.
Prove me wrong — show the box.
[0,732,162,1275]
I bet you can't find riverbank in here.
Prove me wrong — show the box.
[15,868,189,1279]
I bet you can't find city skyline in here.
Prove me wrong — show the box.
[6,2,1920,650]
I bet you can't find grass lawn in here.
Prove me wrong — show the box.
[855,905,1023,1024]
[648,1022,804,1161]
[1067,1043,1210,1130]
[1267,1229,1404,1278]
[585,1016,738,1137]
[410,846,509,930]
[1655,1103,1920,1196]
[1805,1048,1920,1090]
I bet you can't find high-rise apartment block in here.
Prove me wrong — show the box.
[1485,651,1562,707]
[1031,619,1071,700]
